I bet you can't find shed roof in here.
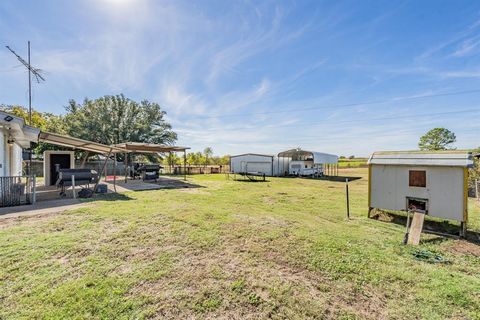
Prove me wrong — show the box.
[278,148,338,164]
[368,150,474,167]
[39,132,126,154]
[113,142,189,153]
[230,153,274,158]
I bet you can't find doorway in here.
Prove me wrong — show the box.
[49,154,72,185]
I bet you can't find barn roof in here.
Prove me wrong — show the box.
[230,153,274,158]
[368,150,474,167]
[277,148,338,164]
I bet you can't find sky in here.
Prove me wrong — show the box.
[1,0,479,156]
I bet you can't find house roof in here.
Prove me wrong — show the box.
[0,111,40,148]
[368,150,474,167]
[277,148,338,164]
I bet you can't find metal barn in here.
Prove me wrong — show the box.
[277,148,339,176]
[367,151,474,236]
[229,154,275,176]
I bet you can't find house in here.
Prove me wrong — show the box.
[367,150,474,236]
[0,111,40,177]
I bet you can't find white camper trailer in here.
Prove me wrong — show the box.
[367,151,474,236]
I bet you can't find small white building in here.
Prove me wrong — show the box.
[367,151,474,235]
[229,154,276,176]
[0,111,40,177]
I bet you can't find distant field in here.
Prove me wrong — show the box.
[338,158,368,167]
[0,168,479,319]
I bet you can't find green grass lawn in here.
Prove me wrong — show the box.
[1,168,479,319]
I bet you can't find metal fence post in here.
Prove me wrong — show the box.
[72,175,76,199]
[32,175,36,204]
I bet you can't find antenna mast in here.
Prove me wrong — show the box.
[5,42,45,125]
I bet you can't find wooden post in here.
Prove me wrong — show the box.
[72,175,76,199]
[367,164,372,218]
[461,167,468,237]
[346,178,350,219]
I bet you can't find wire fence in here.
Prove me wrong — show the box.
[0,176,36,207]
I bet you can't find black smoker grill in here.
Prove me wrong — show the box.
[137,164,161,181]
[55,169,99,197]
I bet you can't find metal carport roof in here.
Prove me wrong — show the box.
[39,131,126,154]
[113,142,190,153]
[278,148,338,164]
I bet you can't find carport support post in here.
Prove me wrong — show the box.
[92,148,113,197]
[113,152,117,192]
[183,150,187,181]
[124,152,128,183]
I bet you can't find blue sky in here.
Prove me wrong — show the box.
[1,0,479,156]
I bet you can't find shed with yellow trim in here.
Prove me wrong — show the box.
[367,150,474,236]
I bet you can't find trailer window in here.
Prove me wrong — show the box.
[409,170,426,187]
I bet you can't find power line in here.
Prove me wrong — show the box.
[192,89,480,119]
[178,107,480,133]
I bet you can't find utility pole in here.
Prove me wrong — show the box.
[28,41,32,125]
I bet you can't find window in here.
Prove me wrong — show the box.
[409,170,426,187]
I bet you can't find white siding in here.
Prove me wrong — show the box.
[10,144,23,176]
[371,164,465,221]
[0,131,5,176]
[273,156,290,176]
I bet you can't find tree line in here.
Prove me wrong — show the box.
[0,94,229,165]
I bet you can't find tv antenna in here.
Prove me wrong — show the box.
[5,41,45,125]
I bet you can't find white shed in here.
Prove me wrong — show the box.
[367,151,474,235]
[230,153,274,176]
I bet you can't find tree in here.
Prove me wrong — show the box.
[469,147,480,191]
[419,128,456,151]
[203,147,213,167]
[64,95,177,161]
[0,105,67,157]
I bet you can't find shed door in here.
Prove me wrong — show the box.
[49,154,72,185]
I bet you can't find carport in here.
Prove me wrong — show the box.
[38,131,128,195]
[114,142,190,182]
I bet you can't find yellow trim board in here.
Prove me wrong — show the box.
[463,167,468,223]
[368,164,372,208]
